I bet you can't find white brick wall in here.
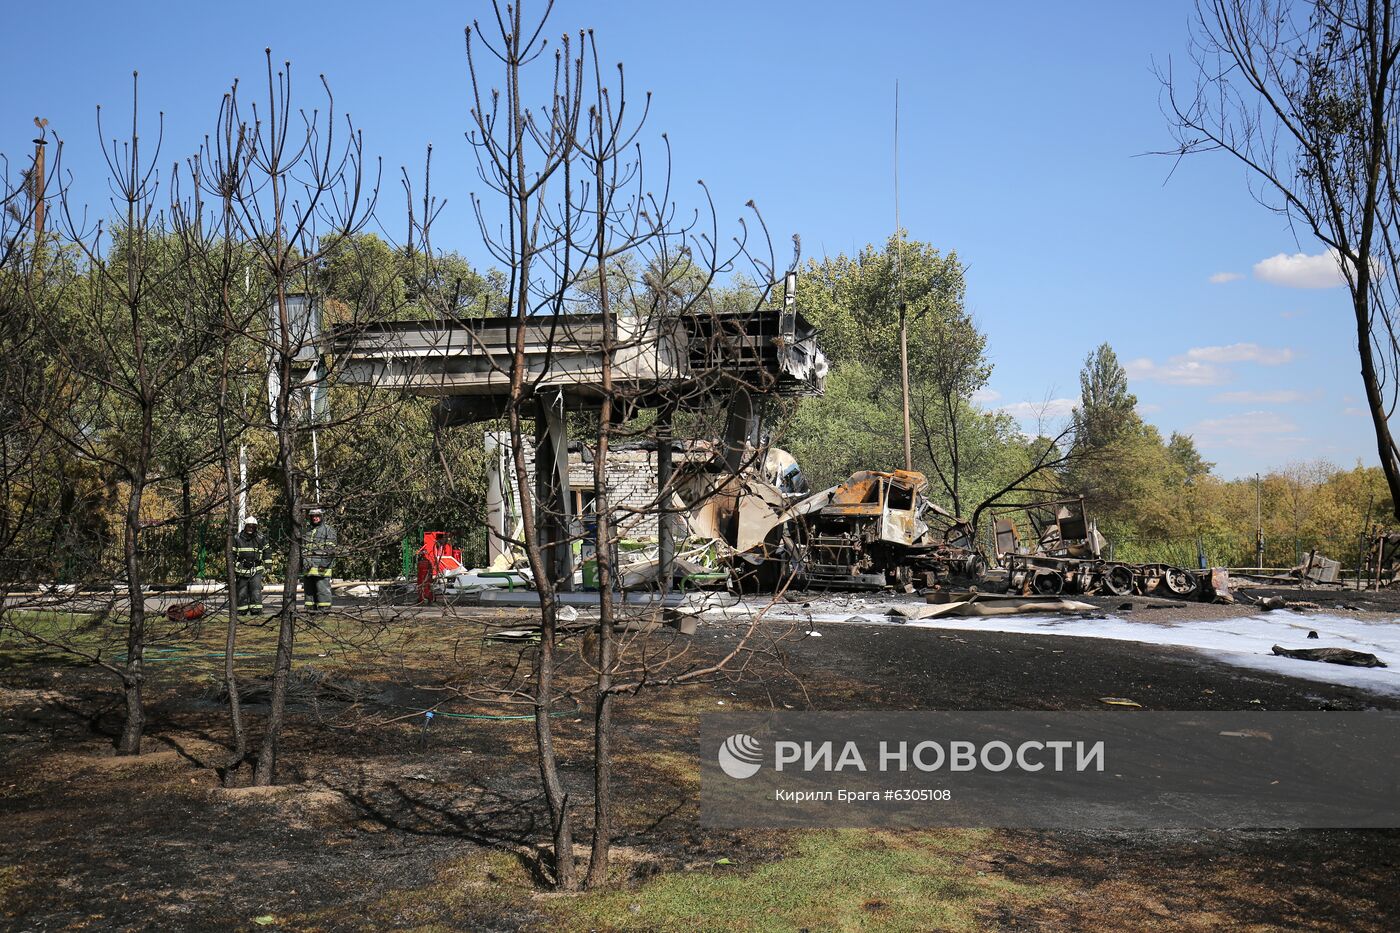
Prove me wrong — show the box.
[513,442,662,540]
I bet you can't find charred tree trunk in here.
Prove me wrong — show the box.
[508,399,576,888]
[216,275,247,780]
[117,477,146,755]
[117,388,154,755]
[1356,291,1400,512]
[255,285,301,787]
[1164,0,1400,518]
[586,204,617,891]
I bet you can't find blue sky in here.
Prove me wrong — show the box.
[1,0,1370,479]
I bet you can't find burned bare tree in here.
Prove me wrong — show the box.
[458,1,795,889]
[0,135,57,576]
[1161,0,1400,518]
[9,77,230,753]
[464,3,590,887]
[169,102,268,777]
[206,53,378,784]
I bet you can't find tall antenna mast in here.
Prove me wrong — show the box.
[895,79,913,471]
[894,79,900,259]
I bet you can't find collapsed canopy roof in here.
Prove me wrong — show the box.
[329,308,827,420]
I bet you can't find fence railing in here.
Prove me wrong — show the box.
[11,520,492,587]
[1103,531,1371,575]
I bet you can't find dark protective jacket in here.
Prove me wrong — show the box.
[233,529,269,577]
[304,522,338,576]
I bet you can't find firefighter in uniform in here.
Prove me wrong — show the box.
[302,507,338,611]
[233,516,269,615]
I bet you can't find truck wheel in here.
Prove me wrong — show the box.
[1103,565,1134,596]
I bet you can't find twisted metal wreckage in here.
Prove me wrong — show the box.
[332,277,1219,602]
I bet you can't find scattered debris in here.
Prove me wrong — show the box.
[1209,567,1235,603]
[482,629,542,644]
[1367,528,1400,587]
[889,593,1096,620]
[165,601,206,623]
[1110,595,1190,610]
[1099,697,1143,708]
[1294,551,1341,584]
[1270,645,1388,668]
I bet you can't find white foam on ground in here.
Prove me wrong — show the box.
[757,604,1400,697]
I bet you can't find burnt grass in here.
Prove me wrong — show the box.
[3,596,1400,931]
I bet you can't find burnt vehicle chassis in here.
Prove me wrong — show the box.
[1001,553,1200,598]
[991,497,1204,599]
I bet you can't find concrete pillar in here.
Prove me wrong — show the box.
[484,431,509,566]
[656,405,675,593]
[534,391,575,592]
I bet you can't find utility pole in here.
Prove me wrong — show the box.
[899,301,912,471]
[894,79,913,472]
[31,117,48,250]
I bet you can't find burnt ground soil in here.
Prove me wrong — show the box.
[3,584,1400,931]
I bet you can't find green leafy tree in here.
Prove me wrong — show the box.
[1168,431,1213,484]
[1073,343,1137,448]
[785,234,1005,513]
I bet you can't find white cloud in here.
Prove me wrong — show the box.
[1124,356,1231,386]
[1210,389,1305,404]
[1253,249,1346,288]
[1135,402,1162,415]
[1191,410,1306,451]
[999,398,1077,422]
[1208,271,1243,284]
[971,387,1002,404]
[1125,343,1295,387]
[1184,343,1294,365]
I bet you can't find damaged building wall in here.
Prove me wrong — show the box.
[491,430,669,542]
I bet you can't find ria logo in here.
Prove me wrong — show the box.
[718,733,764,779]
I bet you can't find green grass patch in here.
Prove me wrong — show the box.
[0,609,120,666]
[554,829,1056,932]
[0,606,469,675]
[314,830,1057,932]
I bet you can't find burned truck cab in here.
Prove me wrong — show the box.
[798,470,984,590]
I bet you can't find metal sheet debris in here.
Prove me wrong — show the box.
[887,593,1097,619]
